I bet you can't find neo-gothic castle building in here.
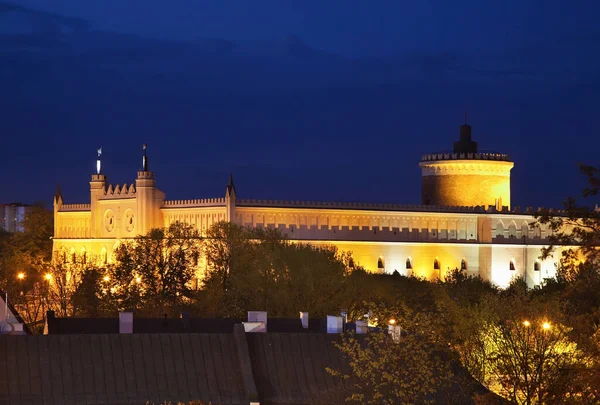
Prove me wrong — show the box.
[53,124,564,288]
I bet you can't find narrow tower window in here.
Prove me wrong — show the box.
[461,259,467,271]
[509,260,516,271]
[406,258,413,270]
[377,257,385,271]
[534,261,541,271]
[434,259,440,270]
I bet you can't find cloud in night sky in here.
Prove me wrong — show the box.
[1,1,599,210]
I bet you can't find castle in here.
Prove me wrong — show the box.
[52,124,565,288]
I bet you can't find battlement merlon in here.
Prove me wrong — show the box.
[235,199,559,216]
[162,198,226,208]
[420,152,512,162]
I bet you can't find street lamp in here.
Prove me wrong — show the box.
[17,272,25,280]
[542,322,551,331]
[103,275,110,282]
[523,320,531,327]
[135,276,142,284]
[389,319,396,325]
[44,274,52,281]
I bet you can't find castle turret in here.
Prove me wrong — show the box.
[419,122,514,209]
[225,173,236,223]
[135,145,164,234]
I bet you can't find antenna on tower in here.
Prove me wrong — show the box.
[142,144,148,171]
[96,147,102,175]
[464,112,467,125]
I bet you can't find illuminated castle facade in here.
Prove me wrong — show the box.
[53,124,564,288]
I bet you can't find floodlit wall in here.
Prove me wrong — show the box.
[419,156,514,209]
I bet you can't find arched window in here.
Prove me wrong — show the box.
[101,247,108,265]
[434,258,440,270]
[461,259,467,271]
[377,257,385,270]
[509,259,516,271]
[496,221,505,237]
[406,258,413,270]
[508,221,517,238]
[349,258,355,269]
[534,261,541,271]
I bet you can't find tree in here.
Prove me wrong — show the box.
[71,267,104,317]
[327,302,456,405]
[0,205,54,330]
[458,293,592,404]
[43,251,97,317]
[201,222,351,318]
[535,164,600,280]
[108,221,201,316]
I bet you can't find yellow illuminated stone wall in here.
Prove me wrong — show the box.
[419,159,514,208]
[53,160,565,289]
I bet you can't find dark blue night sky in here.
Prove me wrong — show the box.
[2,0,600,208]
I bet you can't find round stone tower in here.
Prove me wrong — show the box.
[419,123,514,209]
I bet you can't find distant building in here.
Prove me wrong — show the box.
[0,203,32,232]
[0,291,29,335]
[53,123,569,288]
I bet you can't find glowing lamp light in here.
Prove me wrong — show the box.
[44,274,52,281]
[389,319,396,325]
[523,320,531,327]
[542,322,551,331]
[135,276,142,284]
[17,273,25,280]
[103,275,110,282]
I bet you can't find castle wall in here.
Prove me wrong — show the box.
[162,205,227,234]
[55,209,91,239]
[302,240,481,280]
[235,204,480,243]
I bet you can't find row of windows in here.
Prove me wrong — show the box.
[376,257,544,272]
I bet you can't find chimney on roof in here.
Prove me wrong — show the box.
[355,320,368,334]
[326,315,343,334]
[244,311,267,333]
[119,312,133,334]
[180,312,191,332]
[299,312,309,329]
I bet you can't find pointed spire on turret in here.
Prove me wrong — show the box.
[142,144,148,172]
[226,172,236,196]
[225,173,236,223]
[54,183,63,205]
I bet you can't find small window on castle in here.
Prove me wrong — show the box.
[510,260,516,271]
[434,259,440,270]
[82,251,87,265]
[406,258,412,270]
[377,257,385,270]
[534,261,541,271]
[102,249,108,265]
[461,259,467,271]
[349,258,355,268]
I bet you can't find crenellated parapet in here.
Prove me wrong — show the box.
[99,183,137,199]
[59,203,91,212]
[236,198,547,215]
[421,152,512,162]
[162,198,226,208]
